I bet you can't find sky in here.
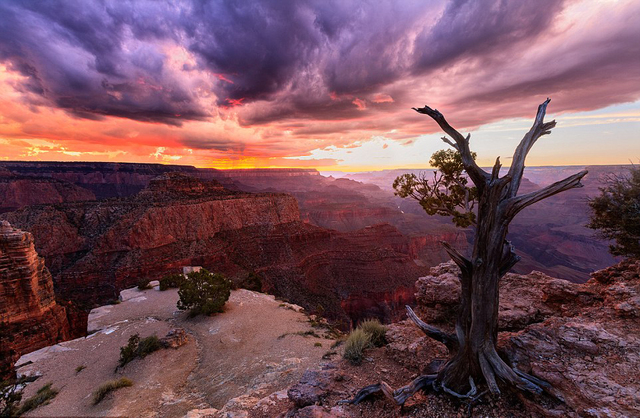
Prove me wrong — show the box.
[0,0,639,171]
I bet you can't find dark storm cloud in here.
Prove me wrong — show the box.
[412,0,566,72]
[0,0,206,125]
[1,0,639,133]
[181,135,245,152]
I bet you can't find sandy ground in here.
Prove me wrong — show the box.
[15,287,335,417]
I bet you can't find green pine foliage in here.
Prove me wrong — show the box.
[589,166,640,258]
[393,149,478,228]
[177,269,232,317]
[159,273,184,291]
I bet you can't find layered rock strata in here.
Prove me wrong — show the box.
[0,221,72,377]
[0,173,95,213]
[1,174,426,326]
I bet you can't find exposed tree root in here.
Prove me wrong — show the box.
[340,99,575,413]
[341,307,554,409]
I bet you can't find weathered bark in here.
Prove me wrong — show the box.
[345,99,587,406]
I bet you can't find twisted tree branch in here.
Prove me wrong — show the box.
[504,170,588,219]
[413,106,489,188]
[441,241,472,278]
[406,306,459,352]
[507,98,556,197]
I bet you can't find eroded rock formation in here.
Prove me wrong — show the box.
[0,221,74,377]
[411,259,640,417]
[1,174,426,326]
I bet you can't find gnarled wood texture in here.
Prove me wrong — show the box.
[345,99,587,407]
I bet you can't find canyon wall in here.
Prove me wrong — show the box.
[1,174,426,326]
[0,221,76,378]
[0,169,95,213]
[0,161,209,199]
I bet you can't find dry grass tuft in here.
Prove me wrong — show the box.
[92,378,133,405]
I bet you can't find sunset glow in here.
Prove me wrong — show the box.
[1,0,639,170]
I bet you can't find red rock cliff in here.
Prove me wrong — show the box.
[0,221,72,378]
[1,174,427,327]
[0,173,95,213]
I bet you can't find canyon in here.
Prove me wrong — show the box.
[0,161,619,282]
[0,161,624,383]
[1,173,426,330]
[0,221,84,378]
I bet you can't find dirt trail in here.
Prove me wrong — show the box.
[16,287,335,417]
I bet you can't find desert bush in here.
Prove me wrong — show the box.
[177,269,231,317]
[92,378,133,405]
[17,383,58,415]
[159,273,184,291]
[137,279,152,290]
[75,365,86,374]
[358,319,387,347]
[118,334,162,368]
[1,378,22,417]
[343,328,372,365]
[589,166,640,258]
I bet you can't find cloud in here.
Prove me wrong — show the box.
[0,0,639,168]
[412,0,567,73]
[0,0,209,125]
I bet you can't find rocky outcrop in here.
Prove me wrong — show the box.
[0,221,73,378]
[412,259,640,417]
[1,175,426,326]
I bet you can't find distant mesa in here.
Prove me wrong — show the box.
[140,172,230,198]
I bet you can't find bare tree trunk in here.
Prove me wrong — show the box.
[344,99,588,405]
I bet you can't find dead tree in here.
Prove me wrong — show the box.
[344,99,588,405]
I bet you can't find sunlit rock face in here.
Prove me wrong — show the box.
[1,176,427,327]
[0,221,72,377]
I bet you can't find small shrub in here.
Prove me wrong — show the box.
[159,273,184,291]
[177,269,231,317]
[358,319,387,347]
[18,383,58,415]
[118,334,162,368]
[589,166,640,258]
[75,365,86,374]
[1,378,23,417]
[330,339,344,349]
[314,342,322,347]
[137,279,151,290]
[343,328,372,365]
[278,330,321,340]
[92,378,133,405]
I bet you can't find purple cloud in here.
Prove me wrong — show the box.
[0,0,638,137]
